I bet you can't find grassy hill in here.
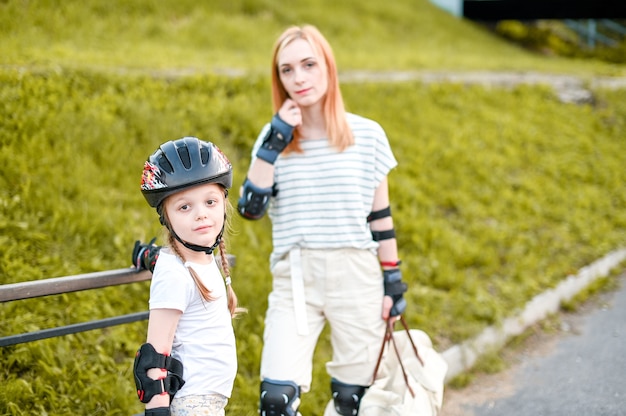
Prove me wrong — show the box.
[1,1,625,415]
[2,0,626,75]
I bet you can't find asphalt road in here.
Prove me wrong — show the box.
[441,271,626,416]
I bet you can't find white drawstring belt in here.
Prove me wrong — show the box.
[289,247,309,336]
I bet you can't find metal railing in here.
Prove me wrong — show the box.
[0,268,151,347]
[0,255,234,347]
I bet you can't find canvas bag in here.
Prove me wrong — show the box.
[324,316,448,416]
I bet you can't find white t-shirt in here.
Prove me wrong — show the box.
[252,112,398,268]
[149,249,236,398]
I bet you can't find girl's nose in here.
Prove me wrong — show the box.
[196,208,209,220]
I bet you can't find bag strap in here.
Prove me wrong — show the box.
[370,316,425,398]
[397,315,424,367]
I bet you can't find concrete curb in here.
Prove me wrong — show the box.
[441,248,626,382]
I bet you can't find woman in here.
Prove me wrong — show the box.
[237,25,408,415]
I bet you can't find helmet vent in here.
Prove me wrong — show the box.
[178,146,192,169]
[157,154,174,174]
[200,147,210,164]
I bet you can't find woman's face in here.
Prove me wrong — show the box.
[277,38,328,109]
[164,182,225,254]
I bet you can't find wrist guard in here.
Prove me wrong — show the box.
[256,114,294,164]
[132,238,161,273]
[145,407,170,416]
[383,268,408,317]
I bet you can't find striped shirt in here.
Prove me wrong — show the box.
[252,113,397,268]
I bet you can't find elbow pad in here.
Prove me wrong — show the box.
[237,177,275,220]
[133,343,185,404]
[368,206,396,241]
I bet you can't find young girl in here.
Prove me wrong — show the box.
[133,137,243,416]
[237,25,408,415]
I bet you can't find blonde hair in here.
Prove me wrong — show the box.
[165,190,245,317]
[271,24,354,153]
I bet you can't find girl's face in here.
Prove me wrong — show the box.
[164,182,225,257]
[277,38,328,109]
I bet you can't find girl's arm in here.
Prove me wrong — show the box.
[144,308,183,410]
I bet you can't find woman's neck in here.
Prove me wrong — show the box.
[298,107,326,140]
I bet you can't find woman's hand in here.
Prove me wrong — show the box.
[382,295,393,319]
[277,99,302,127]
[382,296,400,324]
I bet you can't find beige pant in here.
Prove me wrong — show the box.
[260,248,386,392]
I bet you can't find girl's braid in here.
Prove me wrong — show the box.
[218,239,246,317]
[168,233,214,302]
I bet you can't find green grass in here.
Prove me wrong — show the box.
[1,1,626,415]
[2,0,626,76]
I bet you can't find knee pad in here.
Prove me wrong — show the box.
[331,379,367,416]
[259,379,301,416]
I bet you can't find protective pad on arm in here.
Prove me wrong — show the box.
[367,206,391,222]
[256,114,295,164]
[237,177,275,220]
[259,379,301,416]
[145,407,170,416]
[133,343,185,404]
[132,238,160,273]
[371,228,396,241]
[383,269,408,316]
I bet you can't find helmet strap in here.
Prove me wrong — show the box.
[170,225,224,255]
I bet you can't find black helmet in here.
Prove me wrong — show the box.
[141,137,232,209]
